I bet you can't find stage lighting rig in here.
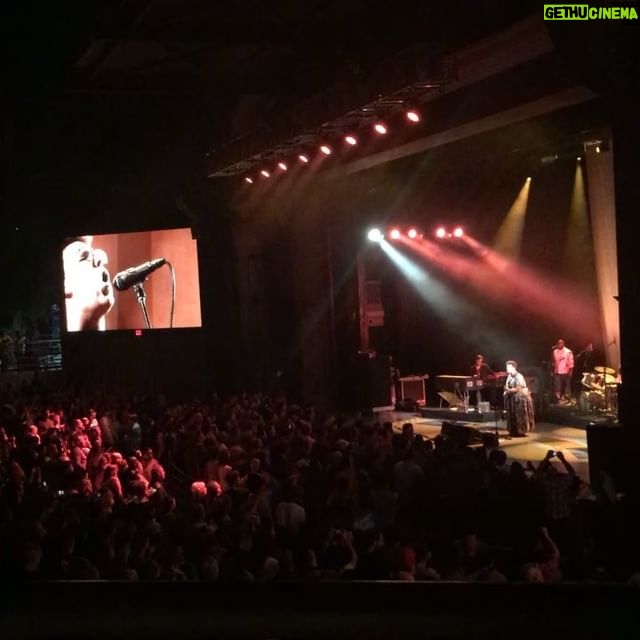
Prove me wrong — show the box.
[206,44,451,179]
[434,226,465,239]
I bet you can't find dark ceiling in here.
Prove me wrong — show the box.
[4,1,542,149]
[2,0,627,321]
[5,1,539,98]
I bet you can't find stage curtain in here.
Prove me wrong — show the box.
[584,140,620,371]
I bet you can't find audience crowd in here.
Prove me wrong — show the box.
[0,378,637,583]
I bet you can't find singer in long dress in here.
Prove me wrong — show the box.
[503,360,535,437]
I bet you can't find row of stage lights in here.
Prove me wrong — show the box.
[243,108,422,185]
[243,132,593,186]
[367,226,465,242]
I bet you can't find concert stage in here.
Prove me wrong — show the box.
[418,400,618,430]
[544,402,617,429]
[390,412,590,483]
[420,405,501,423]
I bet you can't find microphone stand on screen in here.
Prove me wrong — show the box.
[133,283,152,329]
[112,258,167,329]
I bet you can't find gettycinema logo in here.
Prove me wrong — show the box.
[544,3,639,20]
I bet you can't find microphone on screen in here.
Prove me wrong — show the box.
[112,258,166,291]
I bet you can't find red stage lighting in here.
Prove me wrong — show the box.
[374,122,388,135]
[345,135,358,146]
[278,161,288,171]
[390,228,401,240]
[407,228,418,239]
[260,169,270,178]
[244,176,254,184]
[453,227,464,238]
[406,109,421,123]
[435,227,446,239]
[320,144,332,155]
[298,153,309,164]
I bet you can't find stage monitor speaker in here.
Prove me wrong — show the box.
[355,354,392,409]
[481,432,499,448]
[441,421,482,446]
[586,422,626,492]
[438,391,458,407]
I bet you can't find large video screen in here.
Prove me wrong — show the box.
[62,228,202,332]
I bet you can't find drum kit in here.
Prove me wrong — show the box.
[579,365,618,414]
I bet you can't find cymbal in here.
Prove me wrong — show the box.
[603,374,617,385]
[594,365,615,375]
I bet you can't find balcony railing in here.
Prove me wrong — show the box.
[1,337,62,373]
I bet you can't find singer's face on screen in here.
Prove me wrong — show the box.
[63,237,114,331]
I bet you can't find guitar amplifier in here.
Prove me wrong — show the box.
[399,375,428,406]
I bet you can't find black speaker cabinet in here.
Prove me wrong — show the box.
[481,432,500,448]
[586,422,625,492]
[441,421,482,446]
[355,353,392,410]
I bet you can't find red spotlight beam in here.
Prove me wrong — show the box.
[460,235,600,343]
[399,235,599,344]
[399,235,503,298]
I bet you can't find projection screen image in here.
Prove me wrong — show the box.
[62,228,202,331]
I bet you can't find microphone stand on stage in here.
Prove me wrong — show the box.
[133,283,152,328]
[112,258,167,330]
[496,400,510,441]
[491,383,510,441]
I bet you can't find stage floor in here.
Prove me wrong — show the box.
[388,411,590,483]
[544,402,617,428]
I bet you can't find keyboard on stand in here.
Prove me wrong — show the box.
[436,375,483,410]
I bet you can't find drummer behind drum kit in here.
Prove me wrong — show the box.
[579,365,618,414]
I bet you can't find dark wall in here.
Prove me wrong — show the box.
[52,176,244,395]
[62,329,209,399]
